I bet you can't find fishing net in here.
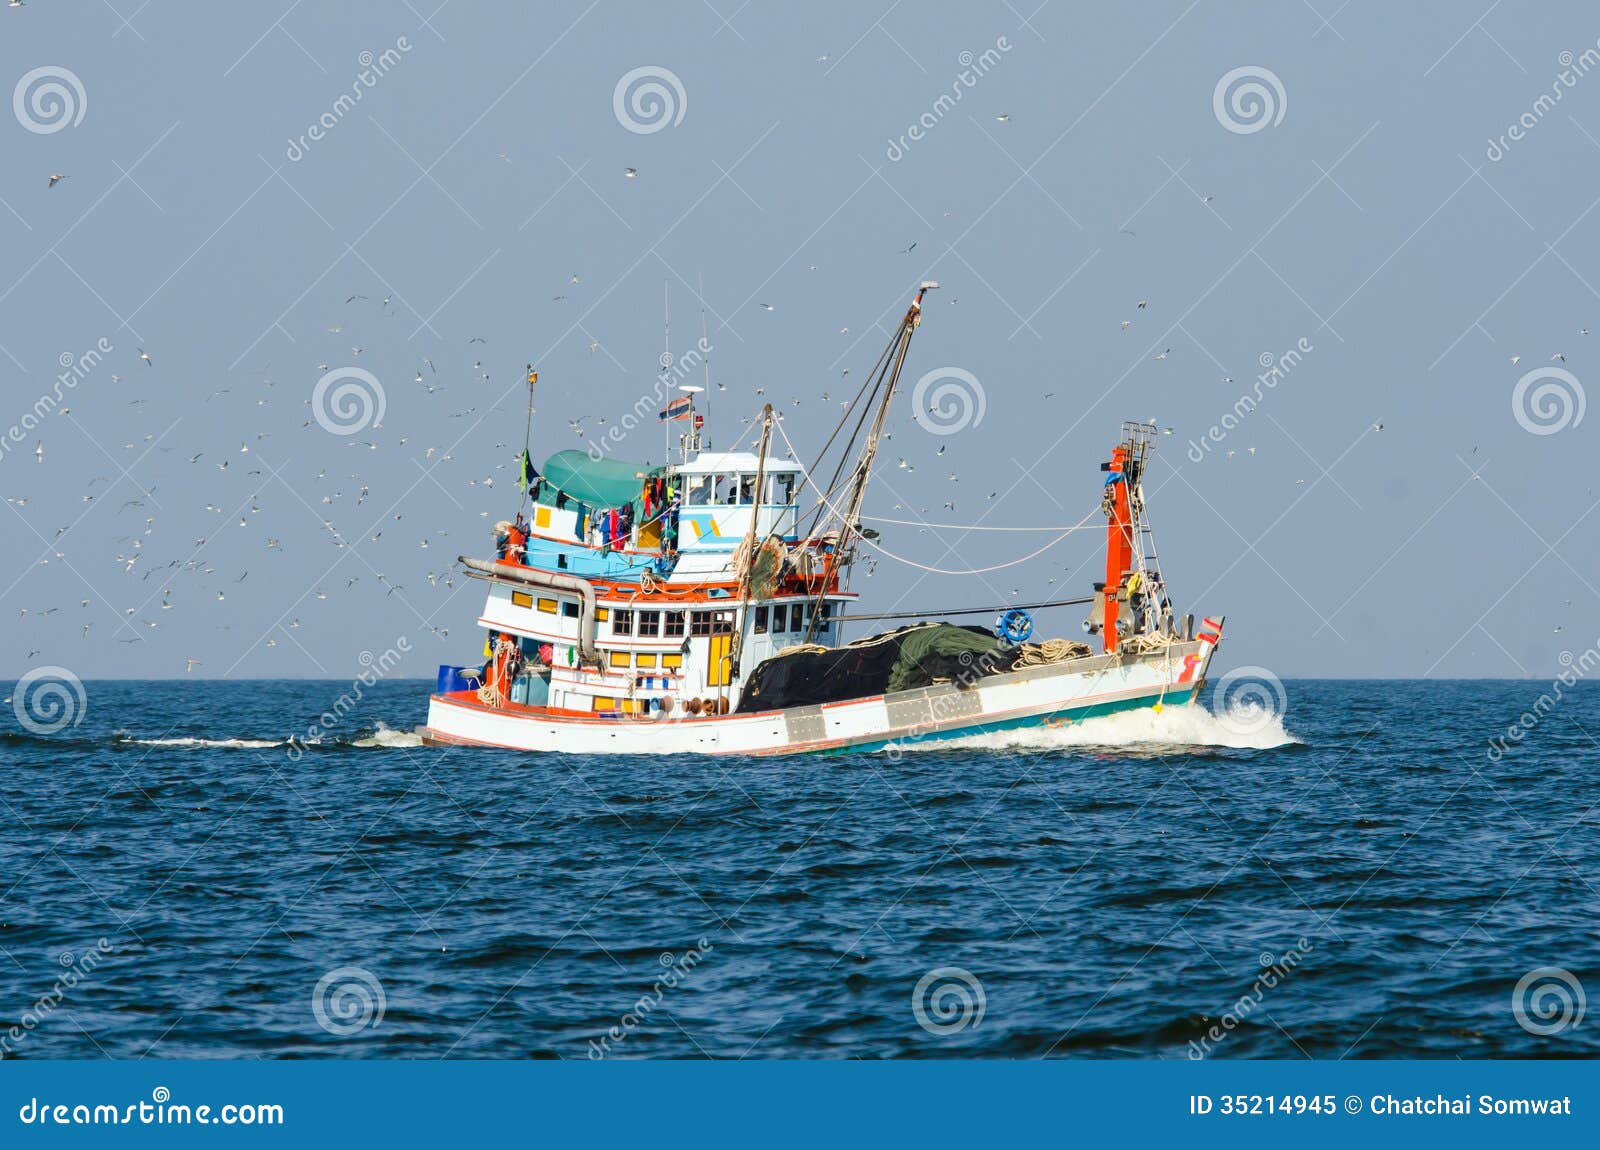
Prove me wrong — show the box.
[735,623,1008,712]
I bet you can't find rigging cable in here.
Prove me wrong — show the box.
[773,417,1101,576]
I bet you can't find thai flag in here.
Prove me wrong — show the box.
[659,396,692,421]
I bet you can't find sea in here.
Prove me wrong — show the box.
[1,677,1595,1059]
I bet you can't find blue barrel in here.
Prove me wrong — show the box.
[436,664,479,694]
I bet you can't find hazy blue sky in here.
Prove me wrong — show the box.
[3,1,1598,680]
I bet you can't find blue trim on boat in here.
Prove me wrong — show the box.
[835,685,1199,755]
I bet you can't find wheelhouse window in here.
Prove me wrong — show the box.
[637,609,660,637]
[773,474,796,505]
[814,602,832,635]
[754,605,768,634]
[612,609,634,636]
[686,476,714,506]
[690,609,734,636]
[771,604,787,633]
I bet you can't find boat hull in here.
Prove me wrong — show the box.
[420,636,1218,757]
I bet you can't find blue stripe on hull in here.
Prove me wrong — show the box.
[833,685,1199,755]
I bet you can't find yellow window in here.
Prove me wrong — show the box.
[609,651,631,668]
[536,597,558,614]
[595,607,610,621]
[621,698,641,714]
[534,506,551,528]
[661,653,683,669]
[592,697,616,711]
[511,590,533,609]
[636,653,657,669]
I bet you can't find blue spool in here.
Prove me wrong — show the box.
[997,608,1034,645]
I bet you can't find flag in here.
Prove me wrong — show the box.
[659,395,692,421]
[519,449,531,490]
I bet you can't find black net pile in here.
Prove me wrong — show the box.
[735,623,1010,713]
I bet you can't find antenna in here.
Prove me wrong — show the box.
[661,280,671,463]
[698,270,712,446]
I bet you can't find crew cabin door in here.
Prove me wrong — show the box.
[708,633,733,687]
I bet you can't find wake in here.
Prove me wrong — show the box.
[904,700,1300,754]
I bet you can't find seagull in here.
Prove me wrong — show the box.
[760,303,775,311]
[899,242,917,254]
[994,114,1010,123]
[1137,299,1149,310]
[185,658,203,672]
[33,441,43,463]
[1552,353,1567,362]
[47,172,66,187]
[139,349,152,366]
[624,167,638,178]
[1371,421,1384,432]
[1509,355,1521,365]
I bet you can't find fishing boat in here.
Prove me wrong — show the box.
[420,285,1224,756]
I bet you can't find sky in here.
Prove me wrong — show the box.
[2,1,1599,681]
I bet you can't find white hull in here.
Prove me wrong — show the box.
[422,636,1219,757]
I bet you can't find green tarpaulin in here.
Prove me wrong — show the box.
[538,449,657,510]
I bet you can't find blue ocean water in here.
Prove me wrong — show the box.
[0,677,1594,1059]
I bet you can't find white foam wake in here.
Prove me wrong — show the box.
[902,700,1300,754]
[351,723,424,749]
[117,735,287,749]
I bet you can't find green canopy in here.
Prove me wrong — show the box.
[538,449,656,510]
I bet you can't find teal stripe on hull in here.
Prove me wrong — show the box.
[830,685,1200,755]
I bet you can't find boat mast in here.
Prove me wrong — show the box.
[801,282,933,642]
[660,281,672,464]
[698,270,712,448]
[517,365,537,519]
[730,402,775,677]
